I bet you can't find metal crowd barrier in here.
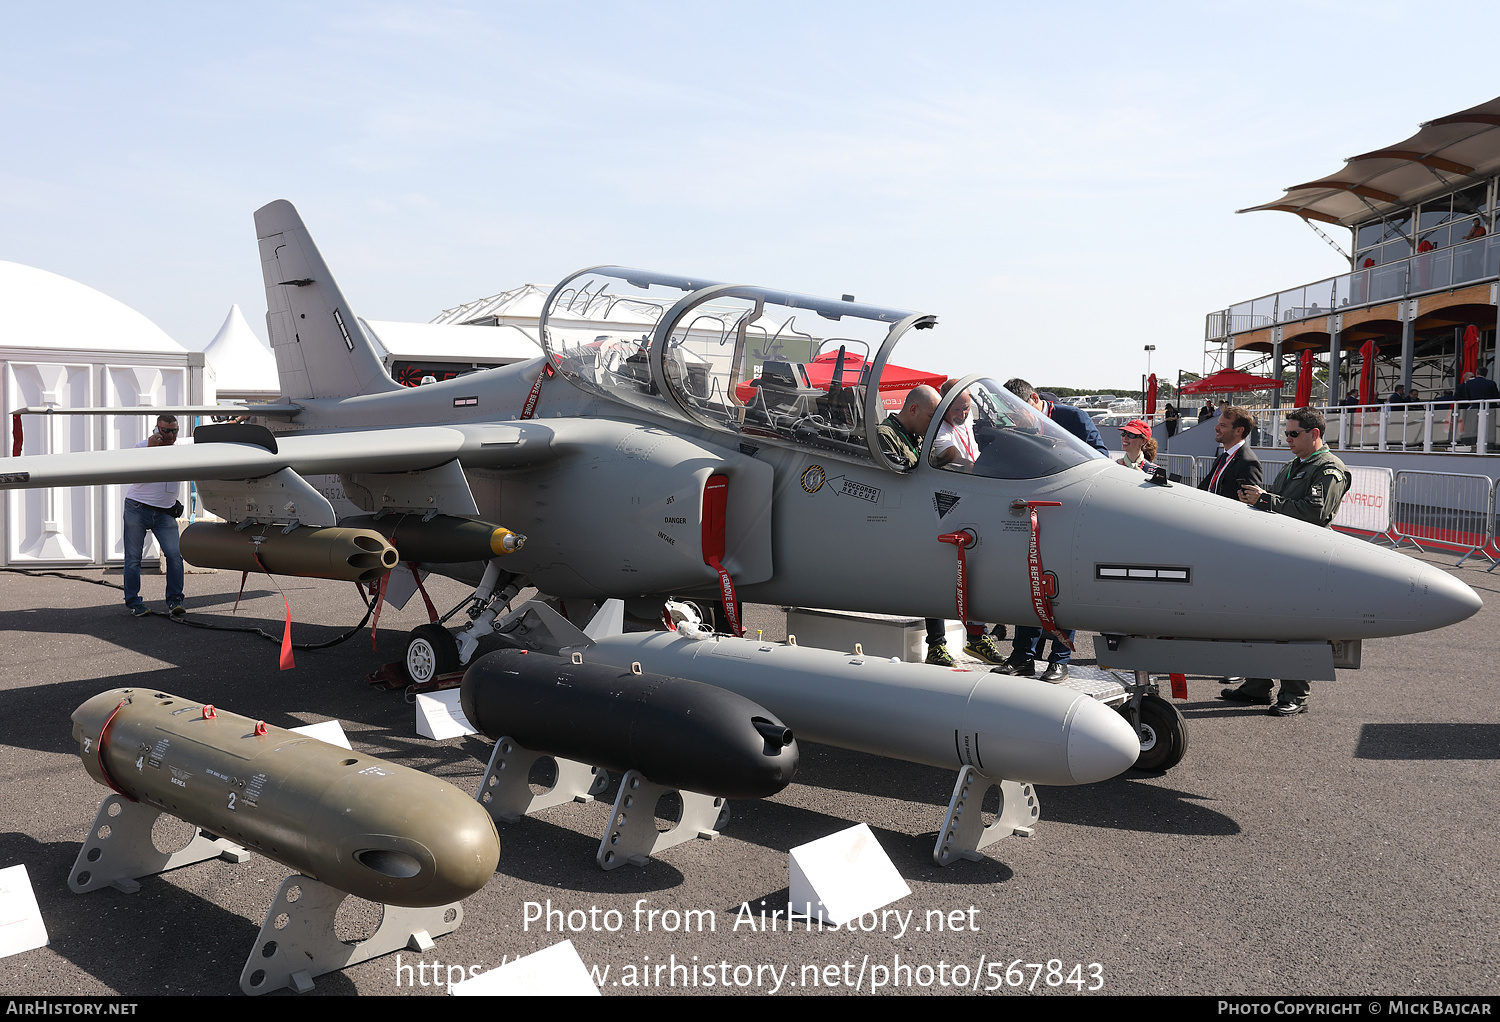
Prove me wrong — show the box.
[1156,453,1198,485]
[1389,470,1497,567]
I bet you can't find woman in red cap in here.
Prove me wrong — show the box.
[1118,419,1159,474]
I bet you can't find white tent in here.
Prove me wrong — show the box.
[203,304,279,398]
[1,261,208,566]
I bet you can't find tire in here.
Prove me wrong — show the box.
[1122,694,1189,771]
[405,624,459,685]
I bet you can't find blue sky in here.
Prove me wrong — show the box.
[3,1,1495,390]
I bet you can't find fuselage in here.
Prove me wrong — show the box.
[270,356,1481,644]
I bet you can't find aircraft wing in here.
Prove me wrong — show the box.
[0,423,556,488]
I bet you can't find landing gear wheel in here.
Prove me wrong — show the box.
[405,624,459,685]
[1123,694,1189,771]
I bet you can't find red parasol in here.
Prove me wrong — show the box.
[1462,324,1480,381]
[1177,368,1282,396]
[1145,374,1157,415]
[1359,340,1376,405]
[1294,350,1312,408]
[734,351,947,410]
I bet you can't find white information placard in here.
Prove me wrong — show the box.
[449,939,600,996]
[789,823,911,925]
[415,689,478,741]
[0,865,49,959]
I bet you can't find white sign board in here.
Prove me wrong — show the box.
[789,823,911,926]
[0,865,49,959]
[449,939,600,996]
[1332,465,1392,533]
[289,720,352,749]
[415,689,478,741]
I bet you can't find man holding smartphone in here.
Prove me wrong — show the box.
[123,414,186,618]
[1224,407,1350,715]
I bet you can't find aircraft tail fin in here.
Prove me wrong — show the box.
[254,200,402,401]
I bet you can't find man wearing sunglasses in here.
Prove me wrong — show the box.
[123,415,186,619]
[1225,406,1350,715]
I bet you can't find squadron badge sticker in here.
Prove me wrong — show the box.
[801,464,826,493]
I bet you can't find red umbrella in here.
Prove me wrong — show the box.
[734,351,947,410]
[1145,374,1158,415]
[1294,350,1312,408]
[1462,324,1480,381]
[1359,340,1376,405]
[1177,368,1282,396]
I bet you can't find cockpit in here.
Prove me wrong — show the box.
[540,267,1102,478]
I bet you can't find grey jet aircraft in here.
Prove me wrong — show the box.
[2,200,1481,704]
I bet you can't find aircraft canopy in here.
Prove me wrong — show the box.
[540,267,941,470]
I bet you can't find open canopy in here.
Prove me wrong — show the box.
[1179,369,1282,396]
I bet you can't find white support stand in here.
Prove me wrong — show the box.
[476,737,607,824]
[240,874,463,996]
[68,794,249,895]
[932,768,1039,866]
[596,770,728,870]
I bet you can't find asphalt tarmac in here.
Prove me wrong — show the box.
[0,550,1496,997]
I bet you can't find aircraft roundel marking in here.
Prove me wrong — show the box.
[800,465,826,493]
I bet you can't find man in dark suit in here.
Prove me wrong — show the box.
[1010,381,1109,456]
[1453,371,1500,406]
[1199,405,1262,498]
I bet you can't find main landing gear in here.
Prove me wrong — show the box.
[398,560,527,685]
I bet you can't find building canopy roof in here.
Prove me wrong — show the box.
[1239,95,1500,226]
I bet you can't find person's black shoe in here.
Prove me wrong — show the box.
[992,656,1036,677]
[1219,687,1272,705]
[1269,701,1308,717]
[1039,662,1069,684]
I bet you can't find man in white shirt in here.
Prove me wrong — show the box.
[123,415,185,618]
[926,385,1007,665]
[932,388,979,468]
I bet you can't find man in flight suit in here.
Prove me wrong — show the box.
[1222,406,1350,716]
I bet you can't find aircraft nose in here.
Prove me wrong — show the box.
[1065,697,1141,784]
[1410,561,1483,631]
[1328,542,1483,637]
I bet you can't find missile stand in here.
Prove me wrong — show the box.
[70,793,465,996]
[474,732,733,872]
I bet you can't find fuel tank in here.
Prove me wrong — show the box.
[72,688,500,907]
[460,648,799,799]
[579,631,1140,786]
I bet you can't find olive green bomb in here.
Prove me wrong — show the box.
[71,688,499,907]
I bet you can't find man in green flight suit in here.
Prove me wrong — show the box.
[1222,406,1352,716]
[877,385,940,469]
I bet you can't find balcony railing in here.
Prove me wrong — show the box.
[1235,400,1500,455]
[1205,236,1500,341]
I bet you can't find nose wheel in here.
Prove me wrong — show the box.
[404,624,460,685]
[1121,693,1188,771]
